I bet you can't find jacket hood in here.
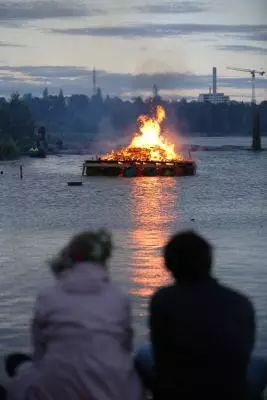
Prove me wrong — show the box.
[59,262,109,294]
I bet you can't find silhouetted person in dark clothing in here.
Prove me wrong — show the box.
[135,231,267,400]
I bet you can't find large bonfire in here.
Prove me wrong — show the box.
[101,105,184,162]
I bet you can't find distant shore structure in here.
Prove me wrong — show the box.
[252,108,262,151]
[198,67,230,104]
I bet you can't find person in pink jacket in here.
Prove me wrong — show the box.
[7,230,143,400]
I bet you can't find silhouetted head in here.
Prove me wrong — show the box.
[164,230,212,284]
[49,230,112,277]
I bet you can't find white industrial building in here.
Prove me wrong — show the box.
[198,67,230,104]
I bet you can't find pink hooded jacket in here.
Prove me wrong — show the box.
[9,262,143,400]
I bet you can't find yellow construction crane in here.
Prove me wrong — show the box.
[227,67,265,104]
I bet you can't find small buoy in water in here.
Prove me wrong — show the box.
[191,218,195,222]
[67,181,83,186]
[0,171,3,175]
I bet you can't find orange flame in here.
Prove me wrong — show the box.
[102,105,184,162]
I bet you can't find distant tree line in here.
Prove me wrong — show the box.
[0,93,35,159]
[1,88,267,154]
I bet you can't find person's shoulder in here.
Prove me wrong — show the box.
[218,281,254,311]
[35,282,59,309]
[108,282,131,306]
[151,285,176,305]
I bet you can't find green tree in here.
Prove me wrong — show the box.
[0,93,35,153]
[43,88,49,98]
[0,135,20,160]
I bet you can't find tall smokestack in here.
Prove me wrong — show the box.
[212,67,217,95]
[92,67,96,96]
[153,84,159,98]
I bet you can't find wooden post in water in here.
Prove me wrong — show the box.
[252,106,261,151]
[20,165,23,179]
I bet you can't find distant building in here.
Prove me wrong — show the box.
[198,92,230,104]
[198,67,230,104]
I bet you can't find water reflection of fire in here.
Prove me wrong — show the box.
[102,105,184,162]
[128,179,178,298]
[129,230,170,298]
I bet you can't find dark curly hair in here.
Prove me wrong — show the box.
[49,230,112,277]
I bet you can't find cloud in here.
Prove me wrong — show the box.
[50,23,267,40]
[248,32,267,42]
[0,65,266,98]
[0,41,26,48]
[0,65,91,78]
[217,44,267,55]
[133,1,208,14]
[0,0,104,22]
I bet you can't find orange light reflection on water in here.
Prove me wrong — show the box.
[128,177,179,298]
[129,230,170,297]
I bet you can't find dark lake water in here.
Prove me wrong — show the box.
[0,136,267,358]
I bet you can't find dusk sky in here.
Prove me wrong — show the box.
[0,0,266,101]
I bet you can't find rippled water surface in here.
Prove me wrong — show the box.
[0,137,267,355]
